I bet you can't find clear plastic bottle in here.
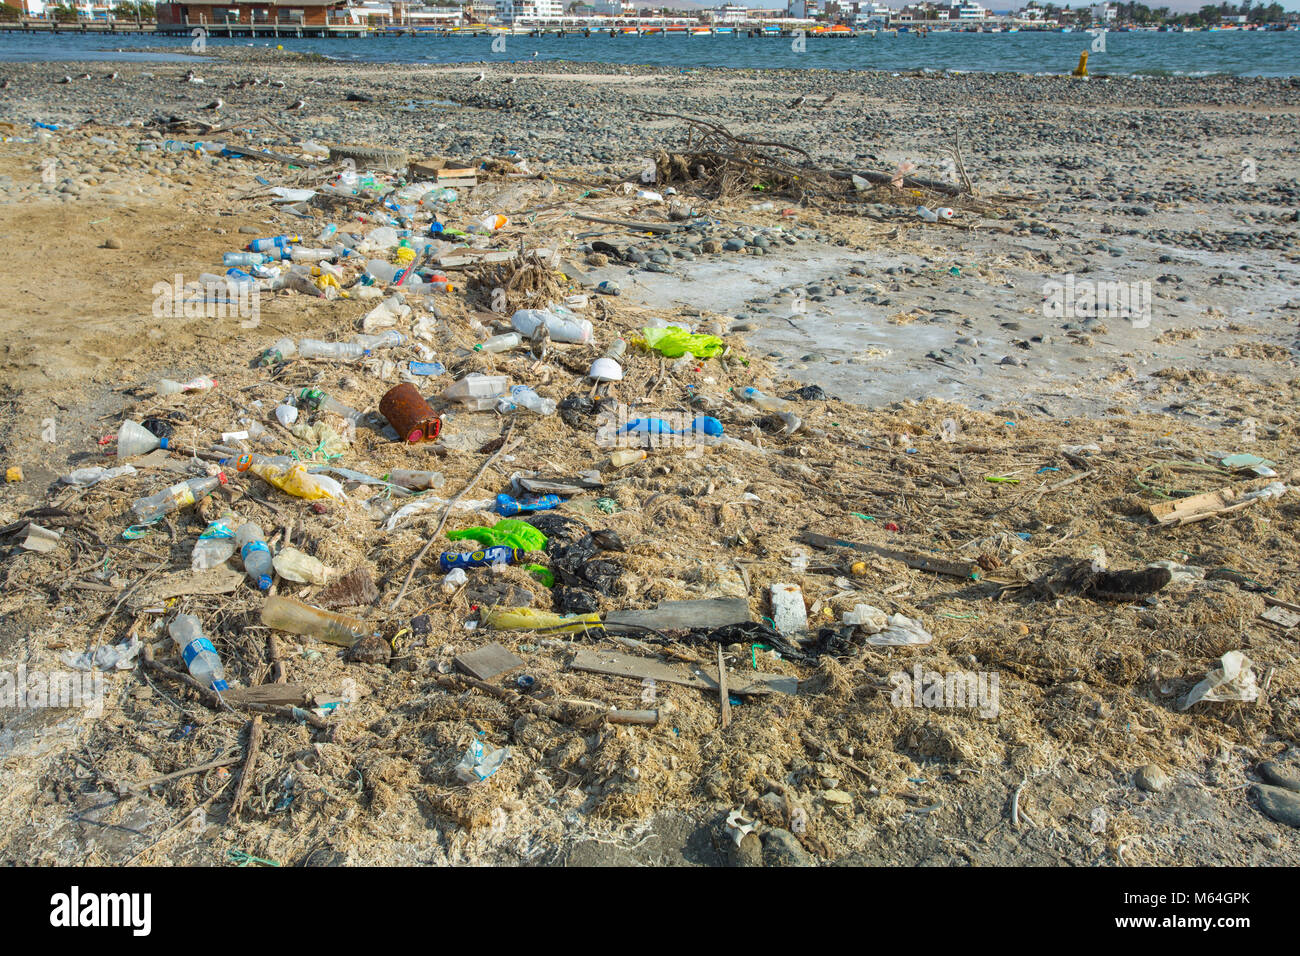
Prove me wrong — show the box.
[315,223,338,244]
[353,330,405,350]
[247,235,300,253]
[260,596,372,647]
[474,332,522,354]
[289,247,335,263]
[257,336,297,366]
[443,374,509,411]
[298,388,362,423]
[168,614,228,691]
[131,473,227,521]
[607,449,647,468]
[510,308,593,345]
[499,385,556,416]
[157,375,216,396]
[224,251,270,268]
[740,387,792,414]
[298,339,368,363]
[234,521,273,591]
[385,469,445,490]
[192,509,237,571]
[116,419,170,458]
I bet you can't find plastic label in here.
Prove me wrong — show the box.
[181,636,217,669]
[241,540,270,560]
[200,521,234,541]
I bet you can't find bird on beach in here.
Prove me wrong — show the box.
[106,72,119,81]
[287,99,307,111]
[202,98,224,111]
[57,75,73,85]
[504,76,517,84]
[821,91,836,106]
[788,94,806,108]
[473,71,486,82]
[0,79,10,91]
[78,73,92,80]
[270,79,286,88]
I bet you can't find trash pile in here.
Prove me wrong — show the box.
[3,128,1299,865]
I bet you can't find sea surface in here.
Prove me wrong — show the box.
[0,28,1297,76]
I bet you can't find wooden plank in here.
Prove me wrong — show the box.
[129,567,244,610]
[799,532,978,579]
[1260,605,1300,631]
[455,643,524,681]
[606,597,750,631]
[570,647,795,696]
[222,683,309,707]
[1148,488,1258,527]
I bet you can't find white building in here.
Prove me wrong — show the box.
[592,0,636,12]
[711,3,751,23]
[495,0,564,23]
[1091,3,1116,21]
[948,1,987,19]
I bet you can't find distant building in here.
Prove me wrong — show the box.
[946,1,986,19]
[157,0,350,27]
[1090,3,1115,22]
[592,0,636,13]
[495,0,564,21]
[710,2,750,22]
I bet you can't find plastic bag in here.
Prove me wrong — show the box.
[639,326,725,359]
[455,739,510,783]
[864,614,933,647]
[1180,651,1258,710]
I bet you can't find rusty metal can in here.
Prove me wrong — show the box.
[379,383,442,444]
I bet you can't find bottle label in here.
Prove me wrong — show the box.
[172,485,197,508]
[199,521,234,541]
[241,540,269,560]
[181,636,217,670]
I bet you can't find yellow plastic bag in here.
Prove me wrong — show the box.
[253,461,346,501]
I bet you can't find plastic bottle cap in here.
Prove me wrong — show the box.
[257,574,272,590]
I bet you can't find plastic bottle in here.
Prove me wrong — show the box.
[131,473,228,521]
[385,469,445,490]
[315,223,338,244]
[239,456,346,501]
[157,375,216,396]
[423,186,458,205]
[257,336,297,366]
[510,308,593,345]
[247,235,301,253]
[474,332,522,354]
[438,545,524,572]
[443,374,509,411]
[224,251,270,268]
[935,207,955,220]
[607,449,647,468]
[192,509,237,571]
[233,522,273,590]
[740,387,802,436]
[116,419,171,458]
[298,388,362,423]
[168,614,228,691]
[289,247,335,263]
[470,214,508,234]
[499,385,556,416]
[495,493,560,516]
[299,339,369,363]
[917,206,939,223]
[353,330,405,350]
[260,596,372,647]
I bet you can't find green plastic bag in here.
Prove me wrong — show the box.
[641,327,725,359]
[447,518,547,552]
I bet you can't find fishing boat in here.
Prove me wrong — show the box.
[762,24,781,35]
[690,26,712,36]
[666,24,687,34]
[714,25,734,34]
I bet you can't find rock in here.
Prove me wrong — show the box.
[238,225,260,235]
[1252,784,1300,828]
[102,236,122,249]
[754,792,786,826]
[701,239,723,254]
[1259,761,1300,793]
[729,831,764,867]
[345,633,391,665]
[1135,764,1169,793]
[585,252,609,267]
[761,828,813,867]
[822,789,852,805]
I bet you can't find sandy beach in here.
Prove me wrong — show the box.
[0,50,1297,867]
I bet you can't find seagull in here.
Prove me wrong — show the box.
[821,91,836,106]
[0,79,9,90]
[202,98,224,111]
[270,79,285,88]
[532,51,538,57]
[473,71,485,81]
[287,99,306,111]
[106,72,119,81]
[788,94,806,108]
[504,76,516,84]
[78,73,91,80]
[57,75,73,84]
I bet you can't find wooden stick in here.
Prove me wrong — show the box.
[229,716,262,823]
[141,646,327,729]
[132,755,242,791]
[606,709,659,726]
[388,422,516,610]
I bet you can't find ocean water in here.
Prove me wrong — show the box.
[0,28,1296,77]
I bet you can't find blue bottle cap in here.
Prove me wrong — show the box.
[257,575,272,591]
[211,679,230,692]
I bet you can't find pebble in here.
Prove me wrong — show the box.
[102,236,123,249]
[1135,764,1170,793]
[761,828,813,867]
[1252,784,1300,828]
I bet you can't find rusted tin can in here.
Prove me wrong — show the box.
[379,383,442,444]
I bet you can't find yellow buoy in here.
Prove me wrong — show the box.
[1072,51,1089,77]
[277,44,284,50]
